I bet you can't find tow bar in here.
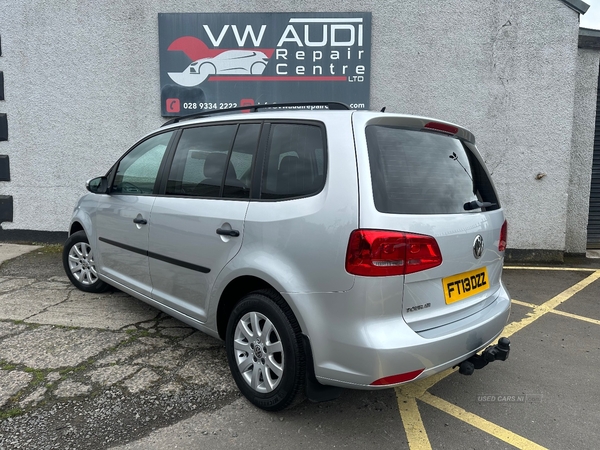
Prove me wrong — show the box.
[456,337,510,376]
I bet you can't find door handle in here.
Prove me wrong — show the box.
[216,228,240,237]
[133,217,147,225]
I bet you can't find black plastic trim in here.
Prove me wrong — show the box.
[0,72,4,101]
[148,251,211,274]
[98,236,211,273]
[98,237,146,256]
[302,335,343,403]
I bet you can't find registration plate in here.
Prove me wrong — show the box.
[443,267,489,304]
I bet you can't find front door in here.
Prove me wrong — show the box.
[95,131,174,297]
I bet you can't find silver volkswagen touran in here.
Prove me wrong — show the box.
[64,103,511,411]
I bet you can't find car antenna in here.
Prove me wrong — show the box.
[380,107,386,112]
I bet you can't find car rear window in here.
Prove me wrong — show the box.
[365,125,499,214]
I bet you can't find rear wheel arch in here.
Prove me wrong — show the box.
[216,276,302,340]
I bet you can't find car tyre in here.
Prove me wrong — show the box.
[63,231,109,293]
[226,290,305,411]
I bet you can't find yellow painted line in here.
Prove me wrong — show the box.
[504,266,596,271]
[513,298,600,325]
[396,394,432,450]
[550,309,600,326]
[502,270,600,338]
[420,392,547,450]
[511,299,536,308]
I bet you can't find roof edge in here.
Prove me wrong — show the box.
[579,27,600,49]
[560,0,590,15]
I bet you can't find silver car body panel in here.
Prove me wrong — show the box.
[94,194,156,297]
[148,197,249,322]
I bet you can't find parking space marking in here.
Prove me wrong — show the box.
[420,392,547,450]
[396,395,432,450]
[395,268,600,450]
[511,298,600,326]
[502,270,600,337]
[510,299,537,308]
[545,308,600,326]
[504,266,596,271]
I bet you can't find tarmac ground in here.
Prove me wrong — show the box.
[0,244,598,449]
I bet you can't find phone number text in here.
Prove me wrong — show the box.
[183,103,238,110]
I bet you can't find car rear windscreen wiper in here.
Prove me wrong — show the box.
[464,200,497,211]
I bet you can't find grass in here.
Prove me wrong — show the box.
[125,328,150,338]
[23,367,45,384]
[0,408,23,420]
[1,362,17,371]
[37,244,63,254]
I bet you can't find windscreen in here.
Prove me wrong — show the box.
[365,126,499,214]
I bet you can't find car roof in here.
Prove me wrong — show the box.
[155,108,475,144]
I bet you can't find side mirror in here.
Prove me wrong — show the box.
[86,176,109,194]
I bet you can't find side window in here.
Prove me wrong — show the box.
[261,123,325,199]
[112,131,174,195]
[165,123,259,199]
[224,124,260,198]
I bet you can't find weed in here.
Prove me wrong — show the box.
[0,408,23,420]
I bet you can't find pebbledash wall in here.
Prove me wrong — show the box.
[0,0,599,260]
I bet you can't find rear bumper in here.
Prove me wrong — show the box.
[287,282,511,389]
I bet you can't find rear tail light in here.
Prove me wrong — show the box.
[499,220,508,252]
[345,230,442,276]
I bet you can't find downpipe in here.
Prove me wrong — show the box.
[455,337,510,376]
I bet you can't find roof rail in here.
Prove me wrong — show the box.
[161,101,351,127]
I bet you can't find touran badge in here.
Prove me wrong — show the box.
[473,235,484,259]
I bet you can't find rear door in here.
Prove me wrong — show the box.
[354,114,506,332]
[148,122,260,321]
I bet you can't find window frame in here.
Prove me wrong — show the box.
[156,120,264,201]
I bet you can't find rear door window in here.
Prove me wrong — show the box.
[165,123,259,199]
[365,126,499,214]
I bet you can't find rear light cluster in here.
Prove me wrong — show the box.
[345,229,442,276]
[498,220,508,252]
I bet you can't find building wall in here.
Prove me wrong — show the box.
[0,0,590,252]
[566,49,600,254]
